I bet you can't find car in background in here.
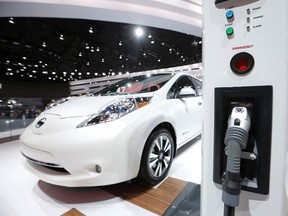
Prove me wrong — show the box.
[20,72,203,187]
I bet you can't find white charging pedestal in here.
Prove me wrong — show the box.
[202,0,288,215]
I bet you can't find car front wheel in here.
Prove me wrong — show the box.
[137,129,174,186]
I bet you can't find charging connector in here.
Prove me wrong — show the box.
[222,107,251,216]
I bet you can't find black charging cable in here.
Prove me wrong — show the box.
[222,107,251,216]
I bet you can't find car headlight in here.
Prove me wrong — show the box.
[77,97,151,128]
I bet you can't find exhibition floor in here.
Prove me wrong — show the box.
[0,138,201,216]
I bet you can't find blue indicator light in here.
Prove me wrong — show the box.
[226,10,234,19]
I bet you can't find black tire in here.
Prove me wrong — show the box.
[137,128,174,186]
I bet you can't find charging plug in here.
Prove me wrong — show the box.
[222,107,251,208]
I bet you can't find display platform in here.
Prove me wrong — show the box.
[0,138,201,216]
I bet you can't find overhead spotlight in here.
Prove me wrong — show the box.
[59,34,64,40]
[85,43,89,49]
[42,42,46,47]
[79,52,82,57]
[158,59,161,62]
[151,39,155,44]
[135,27,144,37]
[89,27,93,33]
[96,47,100,52]
[101,58,104,63]
[9,17,14,24]
[199,40,202,44]
[148,33,152,38]
[119,41,122,46]
[161,42,165,46]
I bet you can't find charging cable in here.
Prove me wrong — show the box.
[222,107,251,216]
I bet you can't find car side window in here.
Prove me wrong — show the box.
[167,76,196,99]
[177,76,195,92]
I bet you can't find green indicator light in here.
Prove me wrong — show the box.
[226,27,234,35]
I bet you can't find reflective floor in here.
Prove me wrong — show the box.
[0,139,201,216]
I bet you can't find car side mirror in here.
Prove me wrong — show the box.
[178,87,196,98]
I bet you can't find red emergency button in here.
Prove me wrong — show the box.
[230,52,254,75]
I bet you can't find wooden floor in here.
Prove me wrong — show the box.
[62,177,188,216]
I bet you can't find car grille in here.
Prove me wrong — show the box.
[22,152,70,174]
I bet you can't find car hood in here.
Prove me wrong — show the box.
[44,94,152,118]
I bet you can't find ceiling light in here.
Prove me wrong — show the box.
[85,43,89,49]
[119,41,122,46]
[59,34,64,40]
[148,33,152,38]
[96,47,100,52]
[79,52,82,57]
[42,42,46,47]
[89,27,93,34]
[151,40,154,44]
[9,17,14,24]
[135,27,144,37]
[23,56,26,60]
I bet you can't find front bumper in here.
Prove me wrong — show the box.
[20,115,146,187]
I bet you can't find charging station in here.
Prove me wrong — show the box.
[202,0,288,215]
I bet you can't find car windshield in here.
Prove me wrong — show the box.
[94,73,174,96]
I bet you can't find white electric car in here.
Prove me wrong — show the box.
[20,72,202,187]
